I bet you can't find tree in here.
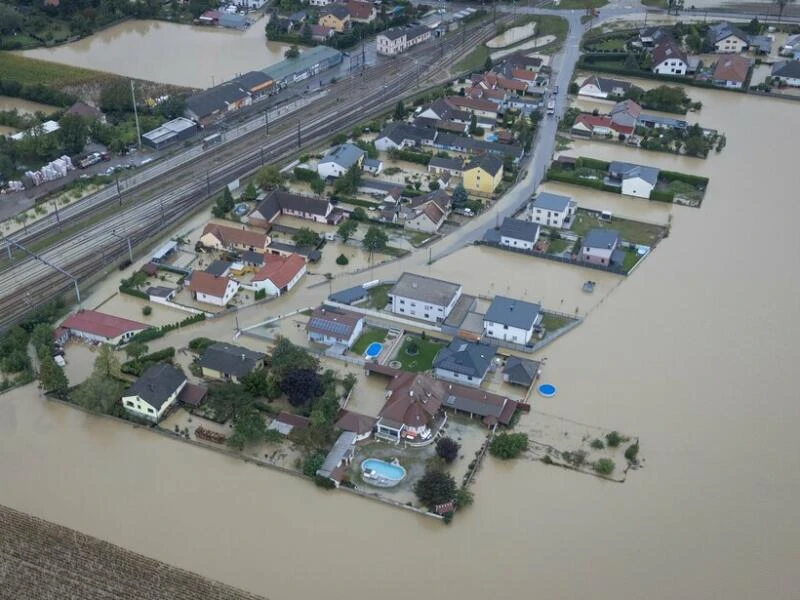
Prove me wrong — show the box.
[310,177,325,196]
[745,17,763,35]
[350,206,367,221]
[414,469,457,510]
[337,218,358,242]
[469,113,479,135]
[158,95,187,120]
[605,431,622,447]
[362,225,388,258]
[436,437,461,464]
[58,114,89,156]
[270,337,319,378]
[336,253,349,265]
[207,382,255,422]
[124,341,148,361]
[594,458,615,476]
[285,45,300,59]
[255,165,283,191]
[292,227,320,247]
[333,163,362,196]
[280,368,323,407]
[489,432,529,459]
[394,100,406,120]
[568,81,579,95]
[242,182,258,201]
[241,369,270,398]
[625,442,640,462]
[300,24,312,44]
[39,356,69,399]
[99,79,133,114]
[484,56,493,71]
[428,180,440,191]
[94,344,121,379]
[452,183,468,207]
[72,373,122,414]
[227,408,266,450]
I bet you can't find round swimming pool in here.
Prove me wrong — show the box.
[361,458,407,487]
[364,341,383,359]
[538,383,557,397]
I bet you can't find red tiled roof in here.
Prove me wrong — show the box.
[512,68,536,81]
[713,54,751,82]
[189,271,234,297]
[178,383,208,407]
[419,201,445,224]
[306,305,363,340]
[380,372,447,427]
[573,113,634,136]
[335,410,378,434]
[202,223,268,249]
[347,0,374,20]
[448,96,498,113]
[274,411,311,430]
[652,39,687,66]
[61,310,148,340]
[252,253,305,287]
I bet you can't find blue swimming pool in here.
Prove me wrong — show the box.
[361,459,407,484]
[364,342,383,358]
[538,383,557,398]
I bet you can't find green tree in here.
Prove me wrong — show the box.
[300,24,312,44]
[158,95,187,120]
[484,56,493,71]
[99,79,133,114]
[428,180,440,191]
[350,207,367,221]
[333,163,362,196]
[279,368,322,407]
[227,408,267,450]
[436,437,461,464]
[94,344,121,379]
[242,182,258,201]
[292,227,320,247]
[285,45,300,59]
[124,341,148,361]
[605,431,622,447]
[310,177,325,196]
[58,114,89,156]
[414,469,457,510]
[207,382,254,422]
[452,183,468,207]
[72,373,122,414]
[241,369,270,398]
[362,225,388,258]
[625,442,640,462]
[337,218,358,242]
[270,336,319,378]
[469,113,479,135]
[594,458,615,476]
[39,356,69,399]
[489,432,529,459]
[394,100,406,120]
[302,452,326,477]
[255,165,283,191]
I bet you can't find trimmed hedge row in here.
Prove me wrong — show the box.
[659,169,709,187]
[120,286,148,300]
[546,169,620,194]
[129,313,206,344]
[294,167,321,183]
[650,190,676,203]
[390,148,432,165]
[121,347,176,376]
[576,157,611,171]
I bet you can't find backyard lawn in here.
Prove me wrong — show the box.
[541,312,573,333]
[365,284,392,310]
[571,210,666,246]
[351,327,388,356]
[394,335,445,372]
[454,44,491,74]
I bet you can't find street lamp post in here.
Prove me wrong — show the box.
[110,229,133,263]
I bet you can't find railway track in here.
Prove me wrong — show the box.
[0,18,510,331]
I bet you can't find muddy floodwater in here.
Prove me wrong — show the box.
[2,86,800,600]
[0,96,60,114]
[17,19,290,88]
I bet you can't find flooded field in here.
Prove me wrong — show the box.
[2,84,800,600]
[487,22,537,48]
[17,20,290,88]
[0,96,60,114]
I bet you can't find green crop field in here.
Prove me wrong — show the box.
[0,53,113,87]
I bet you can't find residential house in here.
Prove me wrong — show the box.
[316,431,357,486]
[346,1,376,24]
[499,217,540,250]
[483,296,542,345]
[528,192,576,229]
[427,132,524,164]
[375,371,447,441]
[121,363,186,423]
[440,382,518,427]
[462,155,503,195]
[705,22,749,53]
[376,24,431,56]
[772,60,800,87]
[249,253,306,296]
[580,228,622,266]
[652,39,688,75]
[317,143,365,178]
[363,158,383,175]
[712,54,752,88]
[198,342,266,383]
[571,114,633,138]
[417,98,471,123]
[388,272,462,323]
[248,190,335,225]
[205,259,232,277]
[578,75,635,99]
[607,161,660,199]
[780,34,800,58]
[609,99,642,130]
[318,5,350,32]
[500,52,543,74]
[335,410,377,442]
[306,305,364,348]
[59,310,149,346]
[433,338,494,386]
[638,26,670,48]
[309,24,334,42]
[200,223,270,252]
[146,286,176,304]
[188,271,239,306]
[447,96,500,121]
[502,356,540,388]
[747,34,772,55]
[427,156,463,178]
[373,122,437,151]
[404,198,447,233]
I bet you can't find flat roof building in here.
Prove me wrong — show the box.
[142,117,198,150]
[263,45,342,86]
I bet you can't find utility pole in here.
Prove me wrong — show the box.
[297,121,301,148]
[264,108,269,135]
[5,237,81,304]
[206,170,211,198]
[51,200,61,231]
[131,80,142,151]
[115,172,122,205]
[110,230,133,264]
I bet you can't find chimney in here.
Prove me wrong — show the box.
[241,354,246,360]
[409,390,414,397]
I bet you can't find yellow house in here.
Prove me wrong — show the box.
[462,155,503,195]
[319,5,351,32]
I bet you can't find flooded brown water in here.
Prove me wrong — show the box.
[0,96,59,114]
[2,88,800,599]
[18,20,290,88]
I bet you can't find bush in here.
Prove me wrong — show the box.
[254,289,267,300]
[336,254,349,265]
[594,458,615,476]
[625,442,640,462]
[489,432,529,459]
[302,452,326,478]
[188,337,215,353]
[590,438,605,450]
[120,347,176,376]
[142,305,152,316]
[605,431,622,448]
[314,475,337,489]
[436,437,461,464]
[414,469,457,510]
[650,189,675,203]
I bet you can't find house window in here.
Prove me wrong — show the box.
[126,401,134,407]
[503,325,508,330]
[399,299,405,304]
[147,408,154,414]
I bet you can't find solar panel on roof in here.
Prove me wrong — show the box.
[309,317,352,337]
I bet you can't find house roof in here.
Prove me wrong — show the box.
[317,431,356,479]
[186,81,249,119]
[706,22,749,44]
[448,96,499,113]
[61,310,148,340]
[274,411,310,430]
[532,192,573,213]
[328,284,367,304]
[414,200,446,225]
[189,271,235,298]
[241,250,264,266]
[433,338,494,378]
[499,217,540,243]
[380,26,409,41]
[252,190,332,222]
[773,60,800,78]
[433,132,524,160]
[235,71,273,91]
[377,121,437,145]
[198,342,265,378]
[639,26,669,42]
[320,143,365,170]
[443,384,518,425]
[66,101,103,119]
[608,161,660,185]
[502,52,542,70]
[363,158,382,170]
[580,75,633,94]
[410,189,452,212]
[419,98,471,122]
[335,410,378,434]
[146,286,174,298]
[252,253,305,287]
[178,382,208,407]
[583,228,621,250]
[390,272,461,306]
[321,4,350,19]
[429,156,463,171]
[123,363,186,411]
[347,0,374,20]
[202,223,268,249]
[611,99,642,119]
[465,154,503,177]
[205,260,231,277]
[380,372,447,427]
[484,296,541,330]
[652,39,687,66]
[310,24,333,37]
[502,356,539,387]
[306,305,363,341]
[713,54,752,82]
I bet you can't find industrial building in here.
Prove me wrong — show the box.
[263,45,343,87]
[142,117,198,150]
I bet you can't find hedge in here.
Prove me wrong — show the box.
[650,190,676,203]
[129,313,206,344]
[390,148,432,165]
[119,286,148,300]
[121,347,176,376]
[576,157,611,171]
[546,169,620,194]
[659,169,709,187]
[294,167,321,183]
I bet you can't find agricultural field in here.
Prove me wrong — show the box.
[0,53,114,88]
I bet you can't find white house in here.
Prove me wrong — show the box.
[652,40,688,75]
[706,22,749,54]
[499,217,540,250]
[189,271,239,306]
[772,60,800,87]
[249,253,306,296]
[528,192,576,229]
[121,363,187,423]
[58,310,149,346]
[578,75,633,99]
[373,122,436,151]
[404,200,447,233]
[306,305,364,348]
[433,338,494,387]
[317,143,365,178]
[376,25,431,56]
[581,228,621,266]
[388,272,462,323]
[483,296,542,346]
[607,161,660,199]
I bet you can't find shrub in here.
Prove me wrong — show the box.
[436,437,461,464]
[142,305,152,316]
[314,475,337,489]
[414,469,457,510]
[188,337,215,353]
[594,458,615,476]
[625,442,640,462]
[489,432,529,459]
[336,254,349,265]
[254,289,267,300]
[590,438,605,450]
[605,431,622,447]
[302,452,326,478]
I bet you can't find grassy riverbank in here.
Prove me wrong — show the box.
[0,53,115,87]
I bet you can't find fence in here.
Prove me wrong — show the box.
[475,240,629,276]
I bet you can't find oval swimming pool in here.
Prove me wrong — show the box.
[364,342,383,359]
[361,459,406,487]
[538,383,556,397]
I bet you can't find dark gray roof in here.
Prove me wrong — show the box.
[267,241,321,261]
[466,154,503,177]
[186,82,248,120]
[235,71,272,90]
[706,22,749,44]
[499,217,539,243]
[591,76,633,94]
[434,132,524,160]
[503,356,539,386]
[329,285,367,304]
[483,228,501,243]
[484,296,541,330]
[429,156,463,171]
[532,192,572,212]
[773,60,800,78]
[381,26,409,41]
[637,114,687,129]
[317,431,356,479]
[378,122,437,145]
[421,98,470,122]
[145,286,173,298]
[320,143,365,170]
[434,338,494,378]
[409,188,451,210]
[241,250,264,266]
[390,272,461,307]
[123,363,186,411]
[608,161,660,186]
[363,158,382,170]
[205,260,231,277]
[583,228,621,250]
[254,189,332,221]
[322,4,349,19]
[198,343,265,378]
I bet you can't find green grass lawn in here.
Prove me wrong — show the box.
[641,0,667,7]
[546,237,570,254]
[454,44,491,74]
[0,53,114,87]
[586,38,628,52]
[351,327,389,356]
[365,284,392,310]
[536,15,569,39]
[409,231,434,246]
[571,210,666,246]
[622,249,641,273]
[548,0,608,9]
[541,313,573,333]
[395,336,445,373]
